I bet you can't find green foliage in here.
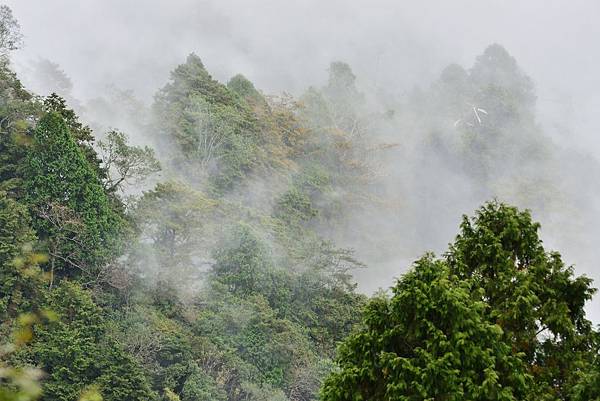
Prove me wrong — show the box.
[212,224,273,296]
[25,282,155,401]
[0,192,34,267]
[322,255,530,401]
[227,74,266,106]
[0,251,53,401]
[275,187,319,224]
[153,54,262,193]
[274,167,333,225]
[322,202,598,401]
[569,331,600,401]
[447,201,597,398]
[24,112,125,278]
[180,367,226,401]
[132,181,217,288]
[0,192,41,319]
[193,285,326,400]
[42,95,105,180]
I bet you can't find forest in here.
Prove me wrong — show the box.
[1,3,599,401]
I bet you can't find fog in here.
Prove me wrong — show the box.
[5,0,600,323]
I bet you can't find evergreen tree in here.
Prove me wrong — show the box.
[447,201,597,399]
[24,112,125,279]
[321,202,598,401]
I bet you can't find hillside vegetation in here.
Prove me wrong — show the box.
[0,6,598,401]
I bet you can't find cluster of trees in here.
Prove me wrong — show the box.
[416,43,552,204]
[0,5,598,401]
[0,7,367,401]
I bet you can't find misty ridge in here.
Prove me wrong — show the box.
[20,37,600,307]
[1,2,600,401]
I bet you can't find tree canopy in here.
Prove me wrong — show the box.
[322,202,598,401]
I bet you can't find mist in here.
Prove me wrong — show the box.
[5,0,600,326]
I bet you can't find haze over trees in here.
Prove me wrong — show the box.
[0,5,599,401]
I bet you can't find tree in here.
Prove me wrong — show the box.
[321,202,598,401]
[322,255,530,401]
[35,202,87,289]
[28,59,73,97]
[153,54,261,192]
[42,95,104,179]
[0,192,45,320]
[180,365,227,401]
[97,130,161,193]
[212,223,273,297]
[469,44,536,117]
[455,44,544,186]
[27,282,155,401]
[297,61,389,232]
[0,5,22,58]
[227,74,266,107]
[132,181,217,286]
[24,112,125,278]
[319,61,365,136]
[446,201,597,399]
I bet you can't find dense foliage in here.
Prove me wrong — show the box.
[0,6,598,401]
[321,203,599,400]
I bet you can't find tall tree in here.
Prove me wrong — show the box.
[321,202,598,401]
[153,54,261,192]
[446,201,597,398]
[24,112,125,279]
[0,5,22,57]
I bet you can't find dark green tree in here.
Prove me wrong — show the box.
[24,112,125,279]
[26,282,155,401]
[321,255,530,401]
[446,201,597,399]
[42,95,105,180]
[322,202,597,401]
